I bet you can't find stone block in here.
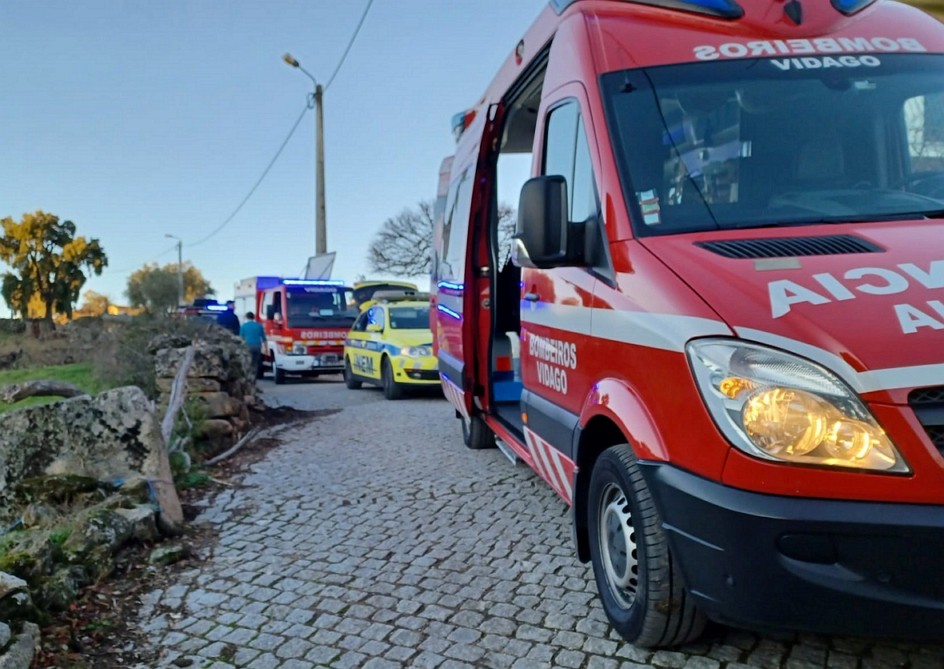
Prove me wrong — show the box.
[0,386,164,525]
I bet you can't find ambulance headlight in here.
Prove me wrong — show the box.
[687,340,908,473]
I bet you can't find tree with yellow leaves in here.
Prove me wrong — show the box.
[0,211,108,324]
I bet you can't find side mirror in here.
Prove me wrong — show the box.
[366,323,383,333]
[513,175,583,269]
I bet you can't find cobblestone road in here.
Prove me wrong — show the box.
[138,378,944,668]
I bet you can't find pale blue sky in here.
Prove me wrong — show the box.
[0,1,547,306]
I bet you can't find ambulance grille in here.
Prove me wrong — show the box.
[908,387,944,453]
[695,235,882,259]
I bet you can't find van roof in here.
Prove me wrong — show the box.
[455,0,944,144]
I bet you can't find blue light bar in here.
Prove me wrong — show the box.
[630,0,743,18]
[282,279,346,287]
[437,304,462,320]
[831,0,876,15]
[437,280,465,292]
[552,0,743,19]
[206,304,228,312]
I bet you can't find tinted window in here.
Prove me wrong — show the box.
[602,54,944,235]
[351,311,369,333]
[543,101,598,222]
[389,306,430,330]
[543,101,579,212]
[572,116,597,222]
[439,169,473,283]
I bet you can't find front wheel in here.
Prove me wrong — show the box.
[461,413,493,450]
[382,357,403,400]
[273,363,286,385]
[344,358,362,390]
[587,444,705,648]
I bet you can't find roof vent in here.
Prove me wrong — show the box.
[695,234,883,259]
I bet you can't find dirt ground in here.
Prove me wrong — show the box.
[30,404,323,669]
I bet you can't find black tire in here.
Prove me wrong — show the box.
[381,357,403,400]
[344,358,362,390]
[461,413,494,450]
[587,444,705,648]
[273,364,286,385]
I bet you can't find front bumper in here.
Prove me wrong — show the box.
[640,462,944,640]
[275,352,343,374]
[391,356,439,385]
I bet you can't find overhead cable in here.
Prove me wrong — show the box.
[324,0,375,92]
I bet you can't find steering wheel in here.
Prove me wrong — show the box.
[892,170,944,198]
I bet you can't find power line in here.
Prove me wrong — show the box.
[188,99,313,248]
[186,1,373,249]
[324,0,375,92]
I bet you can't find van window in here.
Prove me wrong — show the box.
[602,54,944,235]
[438,169,473,283]
[543,101,598,222]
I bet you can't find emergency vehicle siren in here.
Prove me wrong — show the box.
[552,0,877,19]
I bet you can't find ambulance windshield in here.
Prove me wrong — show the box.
[602,54,944,235]
[285,286,356,328]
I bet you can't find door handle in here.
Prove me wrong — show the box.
[523,292,539,302]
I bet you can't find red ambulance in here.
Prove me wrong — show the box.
[431,0,944,647]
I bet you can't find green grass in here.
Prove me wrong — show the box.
[0,362,114,414]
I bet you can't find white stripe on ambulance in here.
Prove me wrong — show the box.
[521,303,942,393]
[694,36,926,61]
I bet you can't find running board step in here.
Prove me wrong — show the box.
[496,439,518,466]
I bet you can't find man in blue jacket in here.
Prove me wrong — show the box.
[240,312,267,379]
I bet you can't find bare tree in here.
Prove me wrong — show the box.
[368,201,436,276]
[368,199,516,277]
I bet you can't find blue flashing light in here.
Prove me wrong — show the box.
[282,279,346,287]
[205,304,228,312]
[629,0,743,19]
[437,304,462,320]
[437,280,465,292]
[831,0,876,15]
[553,0,743,19]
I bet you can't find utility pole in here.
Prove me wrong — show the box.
[165,234,184,306]
[284,53,327,256]
[314,83,327,256]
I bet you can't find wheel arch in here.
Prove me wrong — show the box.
[572,377,669,562]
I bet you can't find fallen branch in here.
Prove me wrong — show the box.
[0,380,88,403]
[204,427,262,466]
[161,346,196,445]
[153,346,195,535]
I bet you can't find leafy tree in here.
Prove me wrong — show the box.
[79,290,111,317]
[126,262,214,314]
[0,210,108,322]
[368,200,515,276]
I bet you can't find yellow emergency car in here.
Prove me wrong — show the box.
[343,292,438,400]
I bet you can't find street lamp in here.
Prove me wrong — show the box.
[283,52,327,256]
[164,234,184,307]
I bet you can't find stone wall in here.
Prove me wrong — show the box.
[152,334,259,450]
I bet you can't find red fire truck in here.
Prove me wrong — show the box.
[235,276,355,384]
[431,0,944,647]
